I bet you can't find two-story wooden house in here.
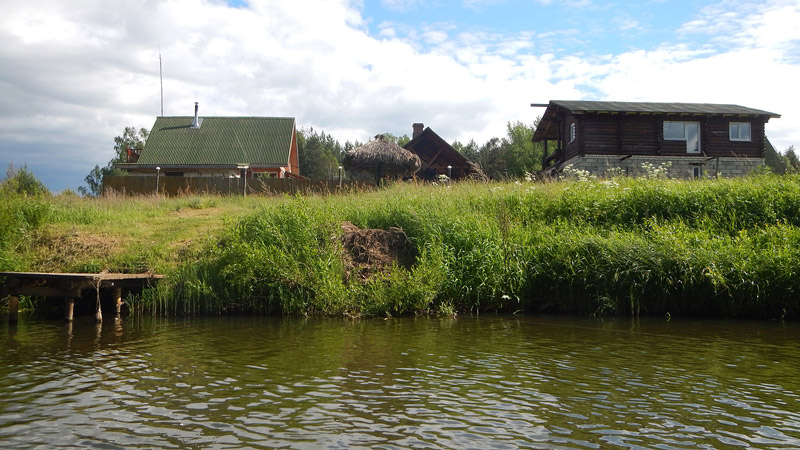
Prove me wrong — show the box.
[532,100,780,178]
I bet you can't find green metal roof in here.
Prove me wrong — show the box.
[134,116,295,166]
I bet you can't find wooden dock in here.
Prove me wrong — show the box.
[1,272,164,322]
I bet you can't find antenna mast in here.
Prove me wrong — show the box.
[159,52,164,116]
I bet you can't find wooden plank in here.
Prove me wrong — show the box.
[4,287,83,298]
[0,272,164,281]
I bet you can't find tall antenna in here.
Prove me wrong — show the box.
[159,52,164,116]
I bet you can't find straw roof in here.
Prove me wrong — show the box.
[464,161,489,181]
[342,135,421,179]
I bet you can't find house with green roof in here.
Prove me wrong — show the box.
[119,103,300,179]
[531,100,780,179]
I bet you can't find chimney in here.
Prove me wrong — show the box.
[190,102,202,129]
[412,123,424,139]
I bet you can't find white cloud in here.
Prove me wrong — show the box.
[0,0,798,191]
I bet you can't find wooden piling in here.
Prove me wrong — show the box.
[95,284,102,323]
[8,295,19,323]
[65,298,75,322]
[114,287,123,318]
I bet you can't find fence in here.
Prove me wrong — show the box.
[104,176,376,197]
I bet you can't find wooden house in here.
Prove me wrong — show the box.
[403,123,484,180]
[532,100,780,178]
[118,103,301,179]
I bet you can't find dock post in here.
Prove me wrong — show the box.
[114,287,123,319]
[95,283,102,323]
[8,295,19,323]
[65,298,75,321]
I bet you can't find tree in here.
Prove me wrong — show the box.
[380,132,411,146]
[80,126,148,196]
[1,163,50,196]
[783,146,799,172]
[501,121,541,177]
[476,137,506,179]
[452,139,480,162]
[297,128,344,179]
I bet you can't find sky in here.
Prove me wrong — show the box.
[1,0,798,192]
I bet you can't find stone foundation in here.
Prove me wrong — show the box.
[557,155,764,179]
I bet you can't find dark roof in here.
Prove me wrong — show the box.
[133,116,295,166]
[533,100,780,141]
[403,127,470,168]
[546,100,780,116]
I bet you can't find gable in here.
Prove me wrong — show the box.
[135,116,296,166]
[404,127,469,168]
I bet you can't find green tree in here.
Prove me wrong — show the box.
[476,137,506,179]
[1,163,50,196]
[80,126,148,196]
[451,121,541,179]
[298,128,344,179]
[452,139,480,162]
[380,132,411,146]
[501,121,542,177]
[784,146,799,173]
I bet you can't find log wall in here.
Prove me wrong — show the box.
[560,113,767,163]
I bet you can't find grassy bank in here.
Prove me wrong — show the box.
[2,174,800,319]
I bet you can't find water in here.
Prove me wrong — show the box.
[1,315,799,449]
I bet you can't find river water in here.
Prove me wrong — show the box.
[1,315,799,449]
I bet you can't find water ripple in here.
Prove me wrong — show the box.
[2,316,800,448]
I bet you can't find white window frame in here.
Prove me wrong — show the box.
[663,121,701,153]
[569,122,576,143]
[729,122,751,142]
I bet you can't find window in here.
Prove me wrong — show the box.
[569,122,576,143]
[729,122,751,141]
[663,121,701,153]
[693,166,701,179]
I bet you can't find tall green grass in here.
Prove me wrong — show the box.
[0,194,52,271]
[136,174,800,319]
[2,175,798,319]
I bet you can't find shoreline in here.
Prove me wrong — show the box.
[2,174,799,320]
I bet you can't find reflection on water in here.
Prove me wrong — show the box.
[1,315,799,449]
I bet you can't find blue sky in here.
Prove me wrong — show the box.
[1,0,798,191]
[361,0,699,56]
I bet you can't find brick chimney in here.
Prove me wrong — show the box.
[412,123,424,139]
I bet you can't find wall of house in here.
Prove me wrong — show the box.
[557,154,764,179]
[289,127,300,175]
[562,114,766,163]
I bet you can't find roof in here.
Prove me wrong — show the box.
[133,116,295,167]
[532,100,780,141]
[403,127,470,168]
[544,100,780,116]
[342,134,421,175]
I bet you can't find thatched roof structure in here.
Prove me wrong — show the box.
[464,161,489,181]
[343,135,421,182]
